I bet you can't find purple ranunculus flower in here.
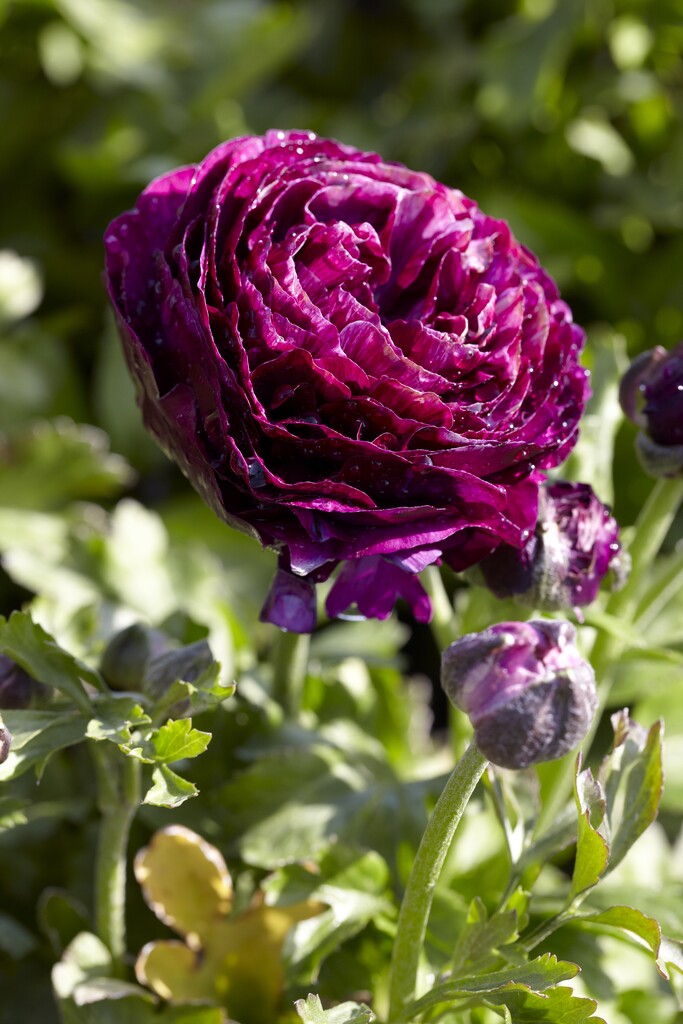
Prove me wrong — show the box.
[619,341,683,477]
[441,619,597,769]
[104,131,589,632]
[473,480,625,611]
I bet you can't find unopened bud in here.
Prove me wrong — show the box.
[0,654,48,709]
[619,341,683,477]
[0,716,10,765]
[100,624,168,691]
[441,620,597,770]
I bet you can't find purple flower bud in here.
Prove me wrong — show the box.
[0,654,48,710]
[0,718,10,765]
[619,341,683,477]
[441,620,597,769]
[474,481,626,611]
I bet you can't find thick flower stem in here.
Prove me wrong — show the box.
[272,629,310,718]
[93,745,141,977]
[388,744,488,1022]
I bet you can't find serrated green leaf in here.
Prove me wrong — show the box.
[482,982,605,1023]
[599,712,663,873]
[271,847,391,984]
[150,659,234,720]
[570,761,610,902]
[407,954,581,1019]
[0,611,102,709]
[575,905,669,978]
[295,993,374,1024]
[124,718,211,765]
[0,708,86,780]
[143,765,198,807]
[451,897,521,977]
[85,696,151,744]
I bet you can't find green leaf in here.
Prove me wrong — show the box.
[482,982,605,1023]
[143,765,198,807]
[218,721,437,869]
[38,888,91,957]
[451,897,521,977]
[0,708,86,781]
[407,954,581,1019]
[124,718,211,765]
[266,846,392,984]
[599,712,663,873]
[575,905,670,979]
[0,611,102,709]
[569,761,610,902]
[85,696,151,744]
[52,931,228,1024]
[295,993,374,1024]
[149,658,234,720]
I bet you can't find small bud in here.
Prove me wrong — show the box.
[0,717,10,765]
[619,341,683,477]
[475,481,626,611]
[441,620,597,770]
[0,654,49,709]
[100,624,168,691]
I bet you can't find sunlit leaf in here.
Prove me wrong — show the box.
[0,708,86,781]
[142,765,198,808]
[0,611,103,707]
[134,826,324,1024]
[294,993,374,1024]
[599,712,663,873]
[570,759,610,902]
[134,825,233,942]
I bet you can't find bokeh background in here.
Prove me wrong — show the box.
[3,2,683,1021]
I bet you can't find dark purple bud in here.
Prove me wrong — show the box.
[0,654,48,710]
[441,620,597,769]
[0,717,10,765]
[475,481,626,611]
[619,342,683,477]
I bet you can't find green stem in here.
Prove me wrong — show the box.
[93,746,140,976]
[423,565,459,650]
[388,744,488,1021]
[272,629,310,717]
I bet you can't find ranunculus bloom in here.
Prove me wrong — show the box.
[619,341,683,477]
[441,619,597,769]
[104,131,589,631]
[474,480,625,611]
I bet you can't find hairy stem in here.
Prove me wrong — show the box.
[388,744,488,1021]
[93,745,141,976]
